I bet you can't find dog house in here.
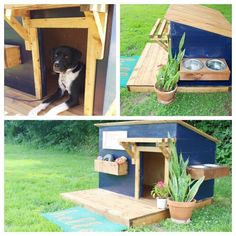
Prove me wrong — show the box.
[165,4,232,91]
[4,4,115,115]
[127,5,232,93]
[61,120,229,227]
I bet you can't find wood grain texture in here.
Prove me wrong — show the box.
[4,4,80,11]
[165,5,231,38]
[61,188,168,227]
[4,45,21,68]
[94,160,128,176]
[4,86,85,116]
[127,43,168,88]
[61,188,213,227]
[177,86,230,93]
[187,166,229,180]
[149,18,161,38]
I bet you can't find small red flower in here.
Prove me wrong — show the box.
[157,180,165,188]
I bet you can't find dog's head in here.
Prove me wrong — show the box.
[51,46,82,73]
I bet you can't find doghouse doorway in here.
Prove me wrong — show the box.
[40,28,88,113]
[142,152,165,199]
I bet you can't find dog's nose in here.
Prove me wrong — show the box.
[54,62,60,68]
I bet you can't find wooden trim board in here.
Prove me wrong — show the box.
[177,86,230,93]
[187,166,229,180]
[95,120,219,143]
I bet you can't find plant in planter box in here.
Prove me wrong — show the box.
[151,180,169,209]
[167,139,205,223]
[154,33,186,104]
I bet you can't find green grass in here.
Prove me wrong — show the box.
[121,5,168,56]
[120,5,232,116]
[4,143,98,232]
[121,88,231,116]
[5,144,231,232]
[121,4,231,56]
[129,177,232,232]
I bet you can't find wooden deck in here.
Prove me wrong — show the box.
[5,86,85,116]
[61,188,169,227]
[61,188,213,227]
[126,43,230,93]
[127,43,168,92]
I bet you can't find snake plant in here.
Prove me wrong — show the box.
[156,33,186,92]
[168,139,205,202]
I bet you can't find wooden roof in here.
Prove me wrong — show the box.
[165,5,231,38]
[95,120,219,143]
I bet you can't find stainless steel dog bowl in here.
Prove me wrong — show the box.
[183,59,204,71]
[206,59,226,71]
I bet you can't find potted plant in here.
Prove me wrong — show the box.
[167,139,205,223]
[154,33,186,104]
[151,180,169,209]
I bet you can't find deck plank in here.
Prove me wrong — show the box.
[4,86,84,116]
[127,43,168,90]
[61,188,168,227]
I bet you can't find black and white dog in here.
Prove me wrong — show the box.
[28,46,85,116]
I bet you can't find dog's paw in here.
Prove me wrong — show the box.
[28,108,39,116]
[28,103,49,116]
[44,109,59,116]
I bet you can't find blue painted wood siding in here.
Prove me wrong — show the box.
[98,123,177,197]
[98,123,216,200]
[171,22,232,87]
[176,124,216,200]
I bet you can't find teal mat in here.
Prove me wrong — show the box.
[42,206,127,232]
[120,56,139,87]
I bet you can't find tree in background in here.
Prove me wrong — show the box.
[4,120,231,167]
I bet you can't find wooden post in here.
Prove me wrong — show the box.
[164,158,169,185]
[135,151,140,199]
[29,27,42,99]
[84,29,97,115]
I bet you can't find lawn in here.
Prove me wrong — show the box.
[120,4,232,116]
[5,143,232,232]
[120,4,231,56]
[4,144,98,232]
[121,88,231,116]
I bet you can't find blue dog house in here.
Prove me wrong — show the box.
[95,121,228,201]
[4,4,115,115]
[165,5,232,90]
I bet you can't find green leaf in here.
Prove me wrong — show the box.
[186,176,205,202]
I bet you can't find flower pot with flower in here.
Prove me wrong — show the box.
[151,180,169,209]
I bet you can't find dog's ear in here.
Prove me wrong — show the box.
[72,48,82,63]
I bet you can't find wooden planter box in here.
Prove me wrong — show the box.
[94,159,128,176]
[4,44,21,68]
[187,165,229,180]
[180,58,230,81]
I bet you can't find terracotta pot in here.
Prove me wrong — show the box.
[167,198,196,224]
[156,198,167,209]
[154,86,177,104]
